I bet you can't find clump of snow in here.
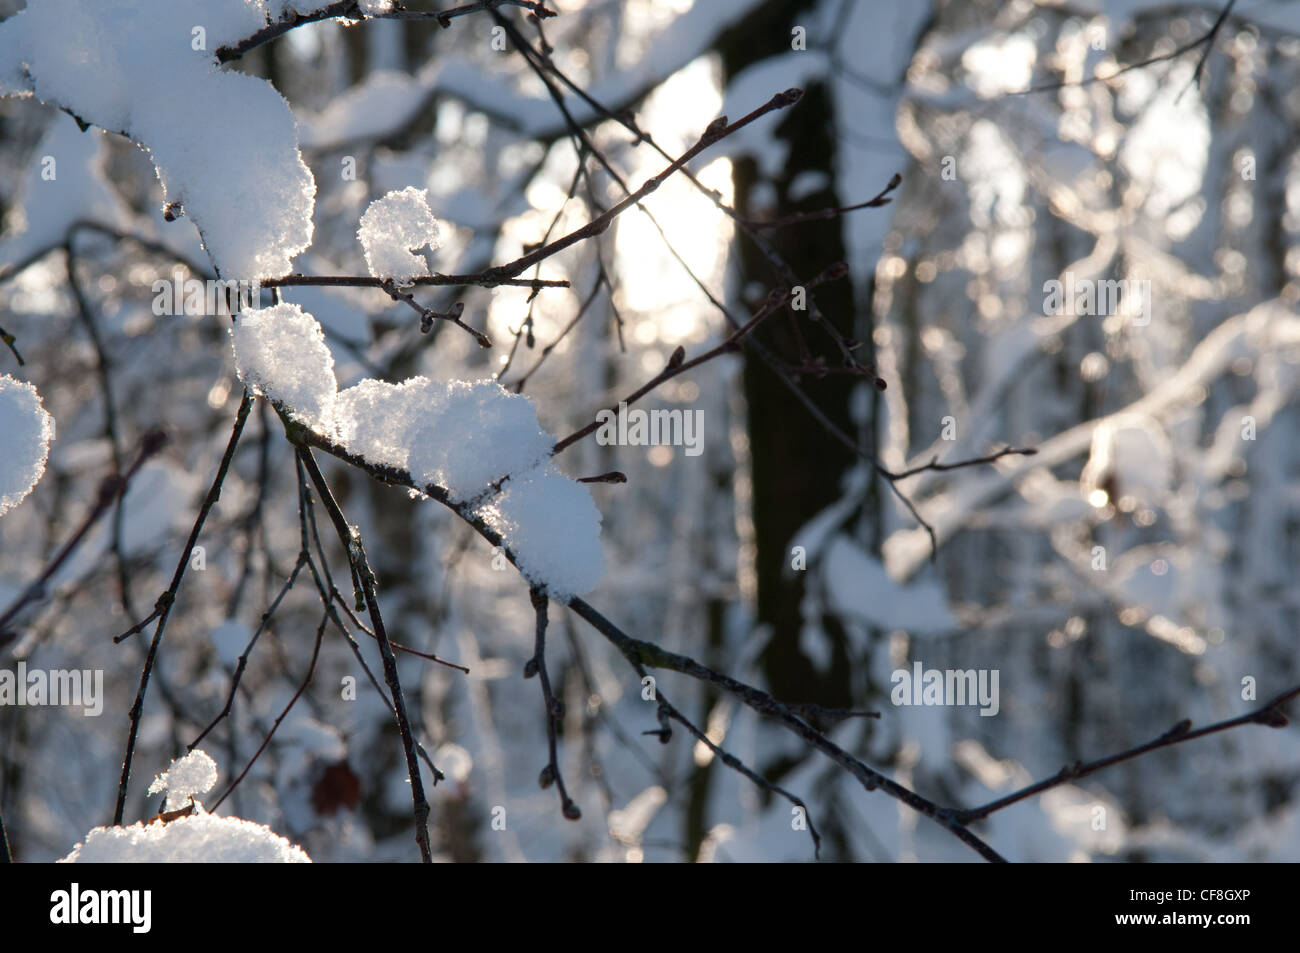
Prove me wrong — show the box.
[226,302,604,596]
[482,466,605,599]
[357,187,441,286]
[231,303,336,428]
[332,376,555,502]
[62,815,312,863]
[331,376,434,471]
[0,0,315,280]
[147,749,218,810]
[0,375,55,517]
[405,379,554,501]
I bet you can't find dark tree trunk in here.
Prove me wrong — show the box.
[718,2,857,710]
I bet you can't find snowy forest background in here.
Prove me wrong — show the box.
[2,0,1299,863]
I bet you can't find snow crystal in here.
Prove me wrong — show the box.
[147,749,218,810]
[231,303,336,427]
[62,815,312,863]
[481,465,605,599]
[0,375,54,517]
[405,379,553,501]
[0,0,315,279]
[357,187,441,286]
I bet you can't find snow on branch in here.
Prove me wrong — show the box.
[358,187,442,288]
[0,0,315,280]
[231,302,604,599]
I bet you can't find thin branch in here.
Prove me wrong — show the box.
[885,444,1039,481]
[630,667,824,856]
[0,432,166,636]
[113,393,251,824]
[1188,0,1239,92]
[330,590,469,671]
[743,172,903,230]
[955,683,1300,824]
[479,88,806,282]
[494,163,587,382]
[66,243,137,621]
[210,611,329,812]
[294,445,433,863]
[262,272,568,291]
[1006,0,1239,97]
[429,0,555,29]
[188,552,310,752]
[551,264,848,455]
[566,596,1007,863]
[379,279,490,347]
[215,0,557,63]
[526,588,580,820]
[507,265,606,392]
[294,454,450,780]
[0,326,22,366]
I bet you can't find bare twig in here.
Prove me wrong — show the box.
[287,424,1004,859]
[188,552,310,752]
[566,597,1006,863]
[955,683,1299,824]
[0,326,22,366]
[526,588,580,820]
[743,172,903,230]
[0,432,166,637]
[1006,0,1239,97]
[294,446,433,863]
[507,266,606,392]
[886,445,1039,481]
[215,1,556,63]
[380,279,490,347]
[113,395,250,824]
[551,264,848,455]
[262,272,568,291]
[479,89,806,283]
[210,611,329,812]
